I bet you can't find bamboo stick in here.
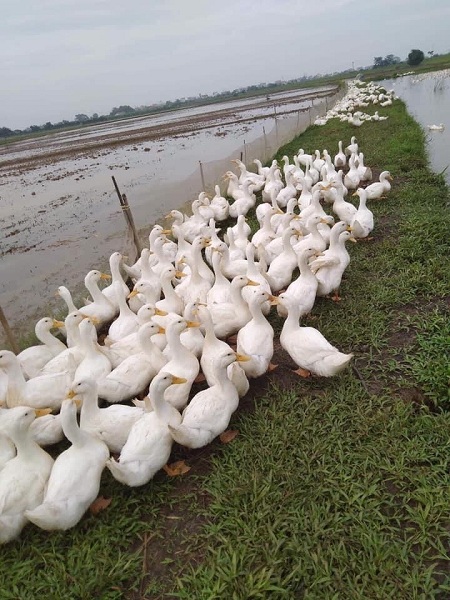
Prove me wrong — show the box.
[0,306,19,354]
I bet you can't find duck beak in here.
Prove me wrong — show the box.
[80,314,99,325]
[349,236,357,243]
[66,389,77,399]
[128,289,139,299]
[346,226,353,232]
[161,229,172,235]
[175,270,187,278]
[269,296,280,305]
[352,191,358,196]
[34,408,52,417]
[52,319,65,328]
[157,326,166,334]
[246,279,260,287]
[100,273,112,281]
[235,353,251,362]
[172,376,187,385]
[155,308,168,316]
[186,320,201,328]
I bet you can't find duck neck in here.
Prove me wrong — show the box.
[61,402,90,447]
[160,274,180,307]
[230,282,250,315]
[150,382,181,426]
[59,287,78,313]
[284,303,301,330]
[79,388,101,427]
[297,251,316,281]
[166,325,189,358]
[85,275,108,304]
[12,427,44,461]
[36,323,65,351]
[211,253,229,286]
[110,256,125,286]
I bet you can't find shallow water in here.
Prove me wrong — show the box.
[382,70,450,184]
[0,85,338,344]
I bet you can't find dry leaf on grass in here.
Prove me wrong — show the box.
[220,429,238,444]
[163,460,191,477]
[89,496,112,515]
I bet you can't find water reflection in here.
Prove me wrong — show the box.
[382,70,450,183]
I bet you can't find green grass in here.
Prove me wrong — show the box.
[1,97,450,599]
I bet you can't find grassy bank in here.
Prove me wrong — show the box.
[1,99,449,599]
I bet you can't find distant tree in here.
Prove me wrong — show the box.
[373,54,401,68]
[75,113,89,122]
[109,105,135,117]
[407,49,425,66]
[0,127,14,138]
[91,113,99,120]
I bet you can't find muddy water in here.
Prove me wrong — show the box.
[0,85,337,345]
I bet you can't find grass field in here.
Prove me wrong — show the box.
[0,98,449,599]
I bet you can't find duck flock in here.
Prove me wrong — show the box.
[0,80,395,543]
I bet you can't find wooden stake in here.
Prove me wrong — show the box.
[0,306,19,354]
[111,176,142,256]
[199,161,206,190]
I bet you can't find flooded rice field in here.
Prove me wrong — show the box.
[0,85,339,345]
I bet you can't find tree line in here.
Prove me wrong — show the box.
[0,49,440,139]
[373,48,433,69]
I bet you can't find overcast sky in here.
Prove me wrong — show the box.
[2,0,449,129]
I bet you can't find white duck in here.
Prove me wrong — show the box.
[40,312,91,375]
[161,317,200,410]
[24,396,109,531]
[56,285,78,315]
[17,317,66,379]
[0,406,54,542]
[73,318,112,381]
[265,225,300,293]
[209,185,229,221]
[343,154,361,190]
[79,270,117,326]
[169,350,249,449]
[106,372,185,487]
[104,282,139,344]
[309,227,355,301]
[330,187,358,226]
[334,141,346,168]
[277,293,353,377]
[101,252,130,311]
[277,246,320,319]
[175,237,213,305]
[236,290,275,378]
[198,306,249,398]
[351,188,374,239]
[0,350,72,411]
[106,304,167,368]
[97,321,167,403]
[73,378,144,453]
[345,136,358,156]
[364,171,392,200]
[206,250,232,306]
[208,276,258,339]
